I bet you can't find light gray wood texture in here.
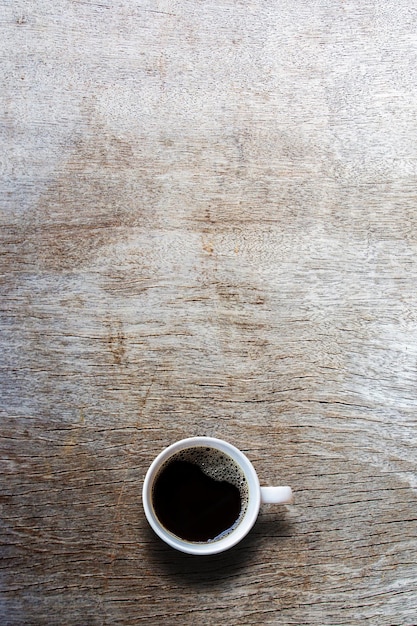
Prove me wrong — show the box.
[1,1,417,624]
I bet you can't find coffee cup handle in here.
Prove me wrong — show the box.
[261,486,293,504]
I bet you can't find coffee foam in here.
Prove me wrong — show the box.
[162,446,249,511]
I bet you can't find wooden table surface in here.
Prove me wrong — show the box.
[1,1,417,624]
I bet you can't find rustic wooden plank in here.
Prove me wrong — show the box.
[1,1,417,624]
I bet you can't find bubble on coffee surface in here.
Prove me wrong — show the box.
[169,447,249,510]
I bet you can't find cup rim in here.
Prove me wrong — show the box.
[142,437,261,555]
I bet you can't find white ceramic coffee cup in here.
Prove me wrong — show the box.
[142,437,293,555]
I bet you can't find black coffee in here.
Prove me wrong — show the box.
[152,447,248,543]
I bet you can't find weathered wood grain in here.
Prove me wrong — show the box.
[1,1,417,624]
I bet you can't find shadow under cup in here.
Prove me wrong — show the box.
[143,437,262,556]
